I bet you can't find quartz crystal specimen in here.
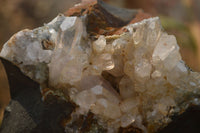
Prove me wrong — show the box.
[1,0,200,133]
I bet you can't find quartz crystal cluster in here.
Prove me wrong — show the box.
[1,1,200,133]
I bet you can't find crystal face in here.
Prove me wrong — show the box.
[1,12,200,133]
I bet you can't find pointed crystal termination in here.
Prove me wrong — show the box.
[1,0,200,133]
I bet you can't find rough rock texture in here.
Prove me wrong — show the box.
[1,0,200,133]
[0,58,74,133]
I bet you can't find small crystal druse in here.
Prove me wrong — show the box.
[1,0,200,133]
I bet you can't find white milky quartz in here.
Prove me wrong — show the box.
[92,35,107,53]
[91,85,103,95]
[152,34,178,61]
[1,14,200,133]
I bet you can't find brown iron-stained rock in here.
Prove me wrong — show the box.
[66,0,140,36]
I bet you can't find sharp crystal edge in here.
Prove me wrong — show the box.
[1,1,200,133]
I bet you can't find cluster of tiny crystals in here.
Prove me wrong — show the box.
[1,14,200,132]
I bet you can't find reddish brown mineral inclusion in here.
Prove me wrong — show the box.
[65,0,151,36]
